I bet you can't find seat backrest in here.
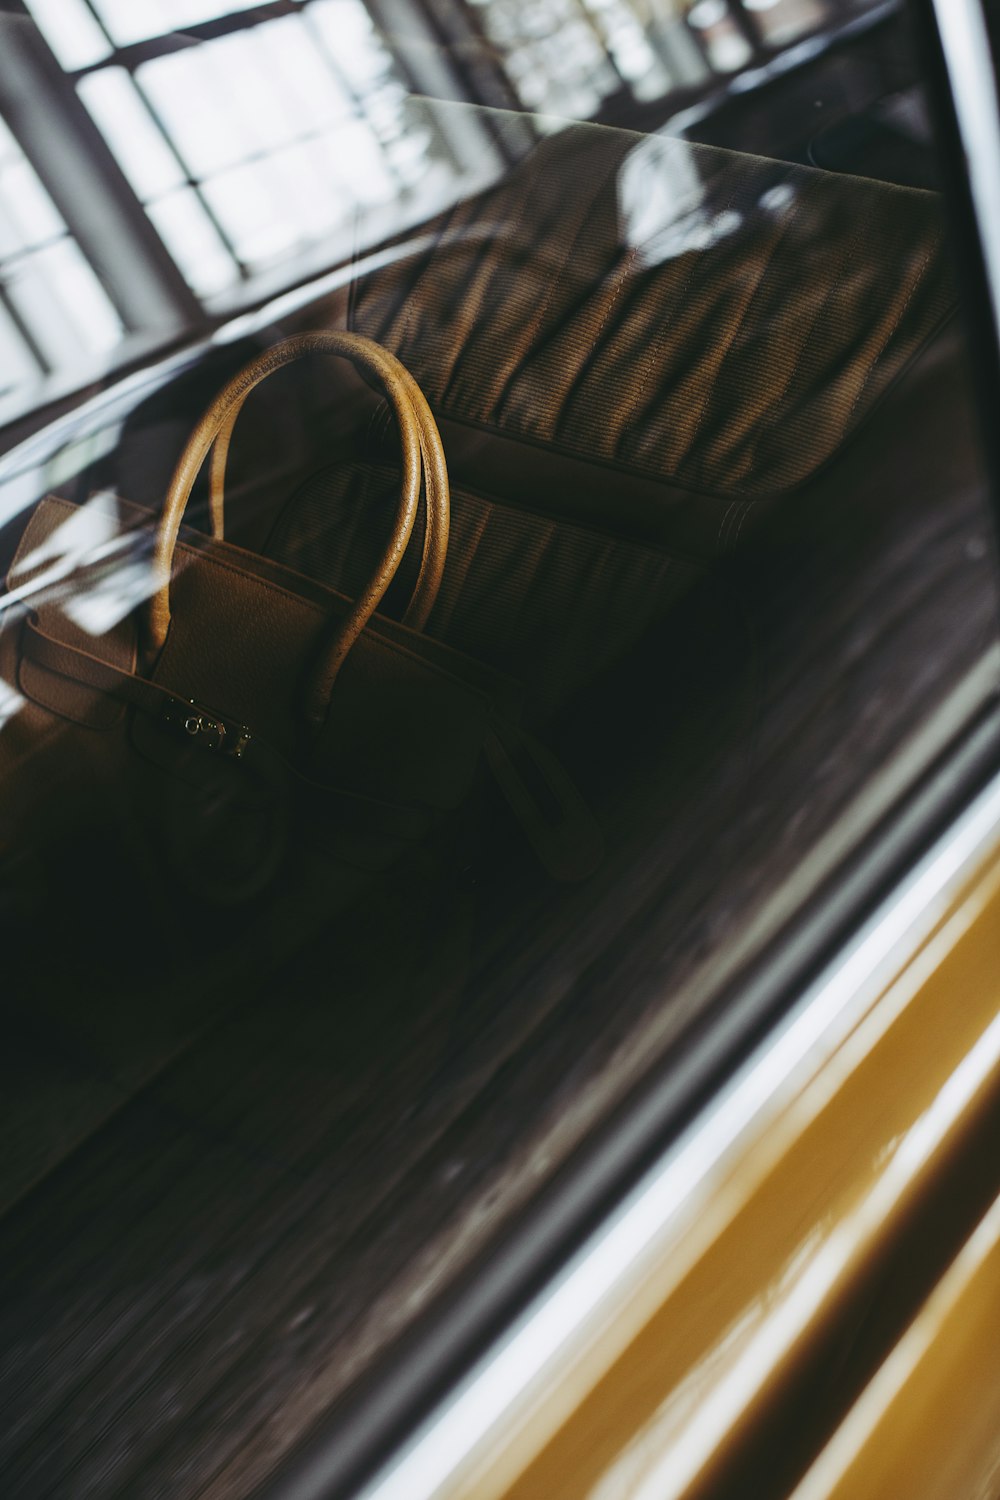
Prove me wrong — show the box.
[348,123,955,551]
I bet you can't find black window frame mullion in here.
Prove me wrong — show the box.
[0,7,203,334]
[125,68,253,281]
[68,0,304,81]
[299,6,417,196]
[72,0,450,276]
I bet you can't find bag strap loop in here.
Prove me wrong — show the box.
[148,331,450,726]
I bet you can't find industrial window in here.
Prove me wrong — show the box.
[26,0,460,296]
[0,108,121,402]
[466,0,882,121]
[0,0,891,427]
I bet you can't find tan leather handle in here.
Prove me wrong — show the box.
[204,353,449,631]
[149,331,450,726]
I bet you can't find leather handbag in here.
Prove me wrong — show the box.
[0,332,600,940]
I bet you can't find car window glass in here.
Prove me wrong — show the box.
[0,3,997,1497]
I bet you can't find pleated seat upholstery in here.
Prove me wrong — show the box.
[271,123,958,721]
[346,124,955,538]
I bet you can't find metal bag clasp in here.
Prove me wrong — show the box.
[161,698,252,759]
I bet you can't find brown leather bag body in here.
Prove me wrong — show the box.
[0,333,597,946]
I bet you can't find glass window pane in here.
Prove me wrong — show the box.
[466,0,619,116]
[137,47,249,178]
[0,159,65,252]
[0,108,125,406]
[209,30,300,152]
[322,118,397,203]
[0,298,40,398]
[87,0,173,45]
[258,14,354,133]
[34,239,123,356]
[145,185,238,295]
[744,0,831,47]
[0,112,18,163]
[138,32,303,179]
[78,68,186,203]
[199,159,300,268]
[4,243,111,370]
[307,0,397,86]
[0,185,25,260]
[686,1,755,70]
[178,0,271,22]
[2,8,1000,1500]
[25,0,112,71]
[383,121,435,187]
[362,80,409,138]
[583,0,665,90]
[88,0,263,46]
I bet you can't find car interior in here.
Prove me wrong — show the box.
[0,3,997,1497]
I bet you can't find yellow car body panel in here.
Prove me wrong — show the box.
[439,802,1000,1500]
[792,1183,1000,1500]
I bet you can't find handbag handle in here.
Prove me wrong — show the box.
[148,331,450,725]
[202,344,448,622]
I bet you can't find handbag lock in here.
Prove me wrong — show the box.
[161,698,252,760]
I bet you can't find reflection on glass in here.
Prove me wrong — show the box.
[0,301,38,400]
[25,0,111,72]
[0,6,994,1496]
[8,494,156,637]
[78,67,186,203]
[582,0,668,95]
[87,0,264,47]
[744,0,830,46]
[16,489,123,573]
[145,187,238,296]
[30,241,123,359]
[0,117,121,399]
[3,0,899,417]
[469,0,624,119]
[72,0,450,291]
[0,678,25,733]
[618,135,745,266]
[0,157,64,253]
[199,159,301,270]
[138,45,262,181]
[63,553,158,635]
[263,14,355,133]
[687,1,755,72]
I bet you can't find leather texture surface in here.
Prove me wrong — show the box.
[348,124,954,509]
[148,332,451,724]
[272,130,954,733]
[0,324,606,914]
[0,335,569,914]
[267,458,703,719]
[0,489,516,833]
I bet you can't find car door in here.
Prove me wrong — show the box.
[0,4,999,1499]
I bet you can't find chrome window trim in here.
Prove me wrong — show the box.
[930,0,1000,351]
[348,761,1000,1500]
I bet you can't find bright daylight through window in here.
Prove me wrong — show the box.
[1,0,880,420]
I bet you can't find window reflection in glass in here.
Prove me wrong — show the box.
[72,0,451,290]
[0,112,121,404]
[24,0,110,71]
[86,0,265,47]
[4,0,900,421]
